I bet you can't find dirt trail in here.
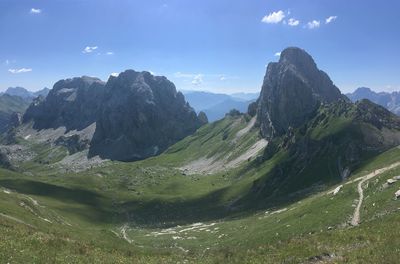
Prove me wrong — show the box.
[351,161,400,226]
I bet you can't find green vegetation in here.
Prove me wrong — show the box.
[2,114,400,263]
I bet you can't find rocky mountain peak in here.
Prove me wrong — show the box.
[256,47,345,139]
[278,47,317,70]
[87,70,204,161]
[23,76,105,131]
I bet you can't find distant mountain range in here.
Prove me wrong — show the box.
[346,87,400,115]
[0,87,50,132]
[2,87,50,99]
[182,90,259,121]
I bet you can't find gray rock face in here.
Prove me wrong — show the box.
[55,135,90,154]
[197,111,209,125]
[23,76,105,131]
[247,101,258,117]
[89,70,203,161]
[8,112,22,128]
[256,47,346,139]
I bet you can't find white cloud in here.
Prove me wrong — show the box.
[261,10,285,24]
[288,18,300,26]
[8,68,32,74]
[110,72,119,77]
[274,52,281,57]
[191,74,203,86]
[30,8,41,14]
[307,20,320,29]
[82,46,98,53]
[325,16,337,24]
[106,51,114,55]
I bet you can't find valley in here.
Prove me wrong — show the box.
[1,112,400,263]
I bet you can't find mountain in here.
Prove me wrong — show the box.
[0,94,31,133]
[230,92,260,101]
[203,97,255,121]
[4,87,50,100]
[249,47,400,199]
[23,76,105,131]
[256,47,346,139]
[182,91,232,111]
[182,90,258,121]
[22,70,205,161]
[346,87,400,115]
[4,87,33,99]
[89,70,204,161]
[252,99,400,199]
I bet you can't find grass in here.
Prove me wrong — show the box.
[2,114,400,263]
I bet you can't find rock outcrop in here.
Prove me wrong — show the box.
[88,70,203,161]
[23,76,105,131]
[198,111,209,125]
[256,47,346,139]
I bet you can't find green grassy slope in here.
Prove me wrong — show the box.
[1,112,400,263]
[1,147,400,263]
[243,100,400,206]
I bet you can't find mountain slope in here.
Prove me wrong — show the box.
[245,100,400,205]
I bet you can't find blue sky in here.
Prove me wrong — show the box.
[1,0,399,94]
